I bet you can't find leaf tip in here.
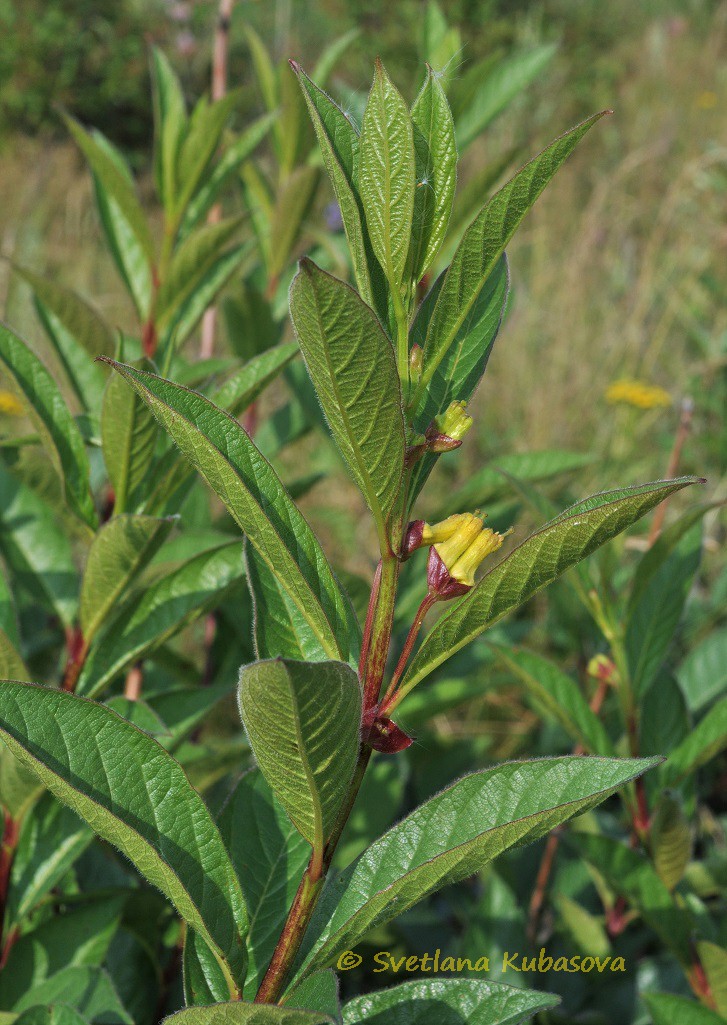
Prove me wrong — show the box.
[289,58,301,74]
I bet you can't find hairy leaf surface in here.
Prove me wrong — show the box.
[296,756,656,979]
[0,325,96,529]
[101,360,358,663]
[238,659,362,850]
[0,682,248,990]
[399,478,700,698]
[290,260,405,540]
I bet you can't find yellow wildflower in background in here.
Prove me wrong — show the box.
[696,90,718,110]
[0,391,24,416]
[604,379,672,410]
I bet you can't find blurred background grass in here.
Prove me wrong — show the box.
[1,0,725,565]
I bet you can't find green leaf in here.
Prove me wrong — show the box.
[411,253,509,430]
[412,112,607,408]
[13,266,111,414]
[63,114,155,314]
[166,244,252,349]
[211,343,299,416]
[181,113,276,235]
[678,627,727,713]
[697,942,727,1018]
[0,628,29,682]
[269,166,320,280]
[443,448,592,515]
[151,47,188,214]
[292,64,387,321]
[285,972,340,1020]
[218,770,311,999]
[342,978,559,1025]
[99,359,359,664]
[295,755,657,980]
[246,543,332,662]
[156,218,243,330]
[11,966,130,1022]
[79,514,175,644]
[238,659,361,851]
[77,540,244,697]
[569,831,693,964]
[651,791,691,891]
[626,511,705,697]
[90,138,154,319]
[489,644,614,754]
[12,1007,88,1025]
[164,1006,334,1025]
[0,325,96,529]
[407,255,509,502]
[101,362,158,515]
[398,478,701,700]
[454,44,557,152]
[176,92,239,223]
[663,697,727,784]
[184,930,230,1007]
[290,260,405,543]
[408,69,457,280]
[1,735,42,831]
[0,682,248,992]
[0,467,78,627]
[642,992,726,1025]
[555,892,610,959]
[277,58,311,178]
[244,26,278,114]
[6,794,93,928]
[360,60,416,299]
[313,30,361,87]
[0,897,124,1009]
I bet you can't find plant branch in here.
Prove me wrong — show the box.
[200,0,235,359]
[648,396,694,545]
[380,590,437,712]
[0,811,19,966]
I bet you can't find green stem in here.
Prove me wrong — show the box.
[391,288,410,394]
[363,554,400,710]
[255,516,404,1004]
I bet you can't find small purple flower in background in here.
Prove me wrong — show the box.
[324,202,344,232]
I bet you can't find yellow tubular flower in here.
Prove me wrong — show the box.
[449,527,505,587]
[421,512,509,598]
[421,512,478,547]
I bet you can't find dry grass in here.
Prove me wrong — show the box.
[473,8,727,486]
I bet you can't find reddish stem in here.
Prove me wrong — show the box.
[0,812,20,963]
[381,591,437,713]
[527,671,612,940]
[61,626,87,693]
[123,664,143,702]
[648,397,693,546]
[527,829,562,943]
[359,561,382,694]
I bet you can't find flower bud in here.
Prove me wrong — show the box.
[587,654,619,686]
[430,400,473,443]
[409,344,423,384]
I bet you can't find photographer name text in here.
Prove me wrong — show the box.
[337,948,626,975]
